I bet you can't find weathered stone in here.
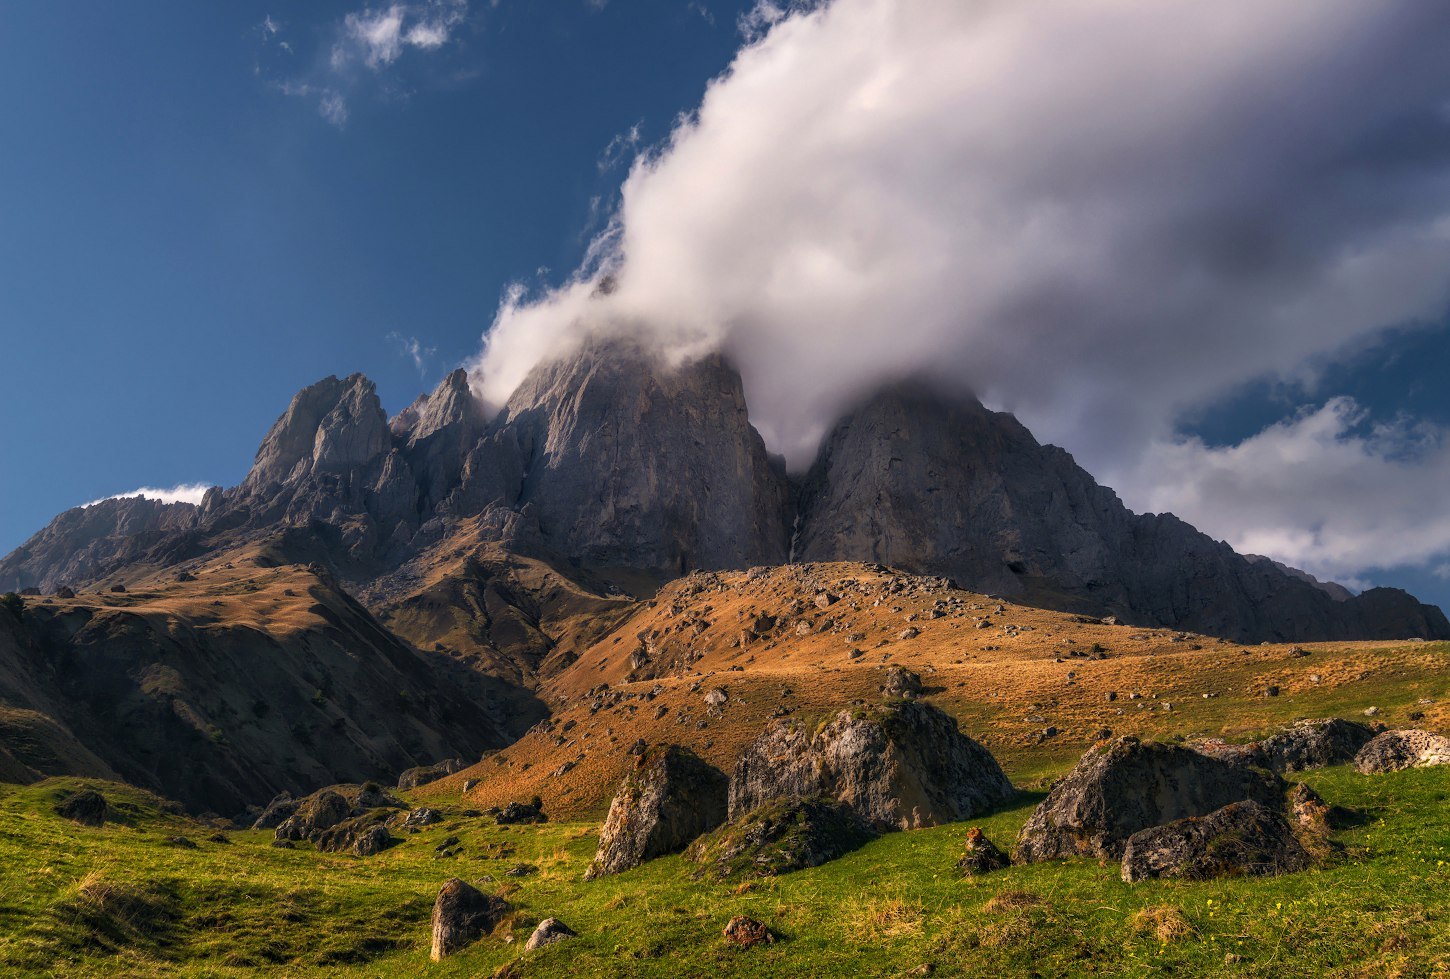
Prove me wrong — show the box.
[56,789,108,827]
[314,813,393,856]
[881,665,923,699]
[524,918,577,951]
[686,797,875,879]
[274,789,350,842]
[1192,718,1377,773]
[1016,737,1289,863]
[397,758,466,791]
[956,826,1009,875]
[251,792,297,830]
[730,700,1013,830]
[586,745,728,879]
[1120,800,1314,882]
[723,915,773,948]
[429,878,511,961]
[496,799,547,825]
[1354,729,1450,773]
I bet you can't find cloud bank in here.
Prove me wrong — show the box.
[85,484,212,509]
[470,0,1450,584]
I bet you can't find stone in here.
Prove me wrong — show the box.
[585,745,728,879]
[56,789,107,827]
[686,797,875,879]
[1120,800,1314,883]
[429,878,511,961]
[274,789,350,842]
[251,792,297,830]
[723,915,773,948]
[1016,737,1290,863]
[167,836,198,849]
[704,687,729,708]
[729,700,1014,831]
[314,815,393,856]
[398,807,442,828]
[1353,729,1450,774]
[525,918,577,951]
[956,826,1009,875]
[1192,718,1376,773]
[495,800,547,825]
[881,665,923,698]
[397,758,466,791]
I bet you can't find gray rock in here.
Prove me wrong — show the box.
[429,877,510,961]
[586,744,728,879]
[1120,800,1314,882]
[56,789,108,827]
[397,758,466,791]
[685,796,875,879]
[274,789,350,842]
[1192,718,1377,773]
[729,700,1014,830]
[881,665,923,698]
[1016,737,1289,863]
[956,826,1009,875]
[525,918,577,951]
[1353,729,1450,773]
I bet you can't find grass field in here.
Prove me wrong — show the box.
[4,760,1448,978]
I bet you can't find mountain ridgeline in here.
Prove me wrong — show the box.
[4,336,1447,644]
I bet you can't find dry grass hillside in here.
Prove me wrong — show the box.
[426,562,1450,818]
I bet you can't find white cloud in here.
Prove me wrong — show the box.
[1120,399,1450,585]
[319,91,349,127]
[388,332,437,374]
[84,484,212,509]
[345,6,407,68]
[469,0,1450,583]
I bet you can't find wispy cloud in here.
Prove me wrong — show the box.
[84,484,212,509]
[597,122,642,173]
[388,332,437,375]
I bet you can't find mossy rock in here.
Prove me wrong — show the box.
[685,796,876,880]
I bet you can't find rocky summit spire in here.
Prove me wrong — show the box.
[242,374,390,493]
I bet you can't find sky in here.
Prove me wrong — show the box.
[2,1,1450,613]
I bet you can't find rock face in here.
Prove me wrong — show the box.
[1015,737,1288,863]
[585,744,729,879]
[524,918,577,951]
[274,789,350,842]
[397,758,465,791]
[1120,800,1314,882]
[685,797,875,879]
[730,700,1014,830]
[1354,729,1450,773]
[429,878,511,961]
[500,336,790,574]
[313,812,393,857]
[56,789,108,827]
[1193,718,1378,773]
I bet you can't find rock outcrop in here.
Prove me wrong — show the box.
[585,744,728,879]
[1354,729,1450,773]
[429,878,511,961]
[730,700,1014,830]
[1192,718,1377,773]
[56,788,108,827]
[685,797,875,879]
[397,758,466,791]
[1015,737,1289,862]
[1120,800,1314,882]
[274,789,350,842]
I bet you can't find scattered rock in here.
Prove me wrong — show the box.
[274,790,350,842]
[251,792,297,830]
[881,665,923,698]
[429,878,511,961]
[1120,800,1314,882]
[956,826,1009,875]
[496,799,547,825]
[55,586,76,599]
[723,915,773,948]
[525,917,578,951]
[1192,718,1377,773]
[397,758,466,791]
[686,797,875,879]
[398,807,442,828]
[1354,729,1450,773]
[585,744,729,879]
[56,789,108,827]
[898,627,920,641]
[1016,737,1289,863]
[704,687,729,708]
[314,812,394,856]
[167,836,198,849]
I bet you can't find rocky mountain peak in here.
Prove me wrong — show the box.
[243,374,389,492]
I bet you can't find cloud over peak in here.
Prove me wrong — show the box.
[84,484,212,509]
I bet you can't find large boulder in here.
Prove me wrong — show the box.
[274,789,350,842]
[730,700,1013,830]
[525,918,577,951]
[429,878,511,961]
[250,792,297,830]
[1193,718,1376,773]
[397,758,466,791]
[56,789,108,827]
[1353,729,1450,773]
[585,744,728,879]
[1016,737,1289,863]
[313,811,394,857]
[1120,800,1314,883]
[685,797,875,879]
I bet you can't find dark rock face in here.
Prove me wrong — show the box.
[956,826,1010,875]
[1193,718,1377,773]
[730,700,1014,830]
[1015,737,1288,863]
[585,744,729,879]
[1120,800,1314,883]
[1354,729,1450,773]
[397,758,465,791]
[795,381,1450,643]
[501,337,790,574]
[56,789,108,827]
[250,792,297,830]
[686,797,875,879]
[274,790,350,842]
[429,877,511,961]
[495,799,547,825]
[313,813,393,857]
[524,918,577,951]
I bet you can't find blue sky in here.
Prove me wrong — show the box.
[2,1,1449,614]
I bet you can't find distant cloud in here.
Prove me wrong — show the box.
[388,332,437,375]
[597,122,643,173]
[85,484,212,509]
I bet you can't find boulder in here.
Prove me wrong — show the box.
[723,916,773,948]
[881,665,923,698]
[313,812,393,856]
[1120,800,1314,882]
[250,792,297,830]
[686,797,875,879]
[730,700,1013,830]
[55,586,76,599]
[1354,729,1450,773]
[1193,718,1376,773]
[397,758,466,791]
[56,789,108,827]
[1015,737,1289,863]
[585,744,728,879]
[398,806,442,828]
[524,918,577,951]
[495,799,547,825]
[429,878,511,961]
[956,826,1009,875]
[274,789,350,842]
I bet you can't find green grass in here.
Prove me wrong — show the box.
[2,765,1448,977]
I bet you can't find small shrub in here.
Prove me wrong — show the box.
[1131,905,1197,944]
